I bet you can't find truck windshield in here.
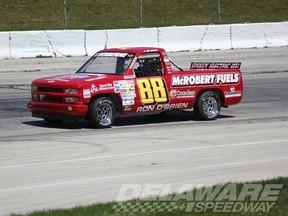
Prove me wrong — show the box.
[78,52,135,75]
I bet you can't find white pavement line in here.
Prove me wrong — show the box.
[1,139,287,170]
[1,156,288,193]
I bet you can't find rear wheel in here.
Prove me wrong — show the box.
[194,91,221,120]
[88,97,116,128]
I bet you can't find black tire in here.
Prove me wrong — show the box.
[88,97,116,128]
[194,91,221,120]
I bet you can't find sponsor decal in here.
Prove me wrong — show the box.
[124,105,132,111]
[122,98,135,106]
[127,54,135,58]
[114,80,135,93]
[166,65,172,73]
[224,86,242,98]
[216,73,240,84]
[171,73,240,87]
[83,89,91,98]
[46,74,90,83]
[85,74,106,82]
[68,74,90,79]
[170,90,177,98]
[144,49,158,53]
[90,84,98,93]
[162,53,172,73]
[97,52,130,57]
[123,75,135,79]
[177,90,195,98]
[46,76,69,82]
[190,62,241,69]
[99,83,114,91]
[170,90,195,98]
[136,102,189,112]
[114,80,136,106]
[163,58,170,63]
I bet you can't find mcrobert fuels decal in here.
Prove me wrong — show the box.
[171,73,240,87]
[216,73,240,84]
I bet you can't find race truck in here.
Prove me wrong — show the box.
[27,47,243,128]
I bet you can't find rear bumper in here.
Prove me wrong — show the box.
[223,96,243,107]
[27,101,88,120]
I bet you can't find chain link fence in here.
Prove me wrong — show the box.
[0,0,287,31]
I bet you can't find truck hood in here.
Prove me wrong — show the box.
[32,73,112,88]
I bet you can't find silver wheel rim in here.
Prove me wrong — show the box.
[203,96,219,118]
[97,103,112,123]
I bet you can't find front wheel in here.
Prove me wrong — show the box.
[194,91,221,120]
[88,97,116,128]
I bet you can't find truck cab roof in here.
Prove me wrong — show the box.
[99,47,165,55]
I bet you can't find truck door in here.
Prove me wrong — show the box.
[133,52,171,112]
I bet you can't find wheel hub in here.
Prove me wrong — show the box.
[203,96,219,117]
[98,103,112,122]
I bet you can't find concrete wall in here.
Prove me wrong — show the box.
[1,22,287,59]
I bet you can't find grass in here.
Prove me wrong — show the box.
[11,176,288,216]
[0,0,287,31]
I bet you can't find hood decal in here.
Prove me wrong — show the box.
[45,74,107,83]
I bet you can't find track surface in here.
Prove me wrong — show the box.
[0,47,288,215]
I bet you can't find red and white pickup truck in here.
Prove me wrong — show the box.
[27,47,243,128]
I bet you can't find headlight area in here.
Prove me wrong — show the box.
[31,85,38,100]
[30,86,83,103]
[64,88,78,94]
[64,97,78,103]
[31,85,37,92]
[64,89,80,103]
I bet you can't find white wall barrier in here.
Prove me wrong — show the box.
[158,25,207,51]
[46,30,87,57]
[201,24,231,50]
[106,28,158,50]
[86,28,159,56]
[86,30,107,56]
[0,22,287,59]
[231,23,267,49]
[10,31,54,59]
[264,22,288,47]
[0,32,10,59]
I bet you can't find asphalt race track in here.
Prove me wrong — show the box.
[0,47,288,215]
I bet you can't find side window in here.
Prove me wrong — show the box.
[134,53,164,78]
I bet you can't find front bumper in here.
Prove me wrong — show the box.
[27,101,88,120]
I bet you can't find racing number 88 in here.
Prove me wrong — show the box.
[137,78,168,105]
